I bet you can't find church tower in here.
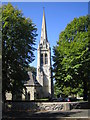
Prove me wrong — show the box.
[37,9,52,99]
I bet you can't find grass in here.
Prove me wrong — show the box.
[35,98,49,102]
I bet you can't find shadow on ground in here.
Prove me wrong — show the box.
[2,109,89,120]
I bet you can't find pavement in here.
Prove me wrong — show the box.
[2,109,90,120]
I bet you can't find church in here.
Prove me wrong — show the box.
[6,9,53,101]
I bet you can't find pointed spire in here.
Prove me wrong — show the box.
[40,8,48,44]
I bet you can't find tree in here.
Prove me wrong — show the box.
[0,5,2,98]
[2,3,37,100]
[27,66,36,76]
[53,15,90,101]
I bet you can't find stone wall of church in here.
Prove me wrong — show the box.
[36,86,50,99]
[36,9,53,99]
[37,47,52,99]
[6,92,12,100]
[6,86,35,101]
[22,86,35,100]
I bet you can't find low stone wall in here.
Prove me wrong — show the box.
[4,101,88,112]
[70,101,88,109]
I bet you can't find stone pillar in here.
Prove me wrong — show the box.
[27,87,34,101]
[37,48,40,83]
[47,50,51,95]
[64,103,70,111]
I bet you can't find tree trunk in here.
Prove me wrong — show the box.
[83,79,88,101]
[2,91,6,113]
[88,78,90,108]
[88,95,90,109]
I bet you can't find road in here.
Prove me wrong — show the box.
[2,109,90,120]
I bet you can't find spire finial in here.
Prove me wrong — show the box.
[43,7,45,10]
[43,7,45,16]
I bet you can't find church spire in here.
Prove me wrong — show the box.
[40,8,48,44]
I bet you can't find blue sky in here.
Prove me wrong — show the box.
[3,2,88,68]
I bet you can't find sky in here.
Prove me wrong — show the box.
[3,2,88,68]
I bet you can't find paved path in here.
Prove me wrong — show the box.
[2,109,90,120]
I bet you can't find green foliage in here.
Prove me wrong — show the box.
[54,83,62,98]
[53,15,90,100]
[27,66,36,74]
[2,3,37,100]
[0,5,2,59]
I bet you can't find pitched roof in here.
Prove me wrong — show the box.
[24,71,40,86]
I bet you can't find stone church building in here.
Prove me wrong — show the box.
[6,9,53,101]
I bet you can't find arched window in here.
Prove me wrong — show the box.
[45,53,48,64]
[41,54,43,65]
